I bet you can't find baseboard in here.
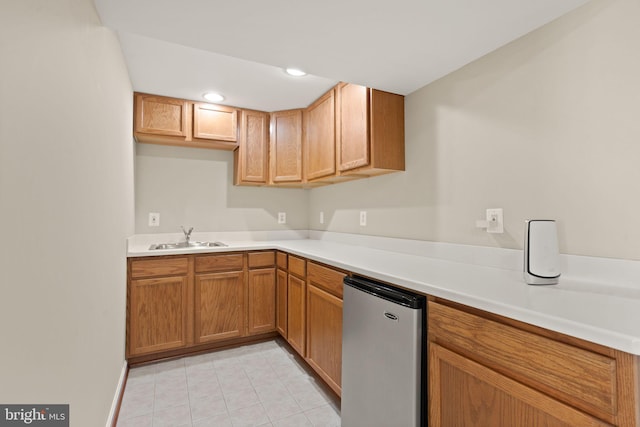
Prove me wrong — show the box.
[106,361,128,427]
[127,332,278,366]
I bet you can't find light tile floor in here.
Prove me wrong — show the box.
[116,339,341,427]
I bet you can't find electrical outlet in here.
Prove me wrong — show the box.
[319,211,324,224]
[359,211,367,226]
[278,212,286,224]
[148,212,160,227]
[486,208,504,233]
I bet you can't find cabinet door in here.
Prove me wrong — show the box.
[306,284,343,396]
[338,83,370,172]
[270,109,303,183]
[369,89,405,171]
[134,93,188,137]
[195,271,245,343]
[193,102,237,142]
[305,89,336,180]
[287,274,306,356]
[236,109,270,184]
[429,343,610,427]
[248,267,276,335]
[128,275,189,356]
[276,268,288,337]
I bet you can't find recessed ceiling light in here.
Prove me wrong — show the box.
[285,68,307,77]
[203,92,224,102]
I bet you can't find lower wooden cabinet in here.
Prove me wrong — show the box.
[248,267,276,335]
[273,256,345,396]
[305,262,345,396]
[276,268,288,337]
[306,283,343,396]
[126,251,277,361]
[128,275,190,356]
[287,274,306,356]
[194,253,245,345]
[247,251,276,335]
[428,300,640,426]
[430,343,609,427]
[283,255,307,356]
[195,270,245,343]
[127,256,191,357]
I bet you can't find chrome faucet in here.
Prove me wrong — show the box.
[181,226,194,245]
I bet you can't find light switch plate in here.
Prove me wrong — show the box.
[359,211,367,226]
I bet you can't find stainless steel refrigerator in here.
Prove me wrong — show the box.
[342,275,426,427]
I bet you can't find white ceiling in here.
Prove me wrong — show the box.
[94,0,588,112]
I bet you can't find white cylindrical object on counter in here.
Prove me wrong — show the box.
[524,219,560,285]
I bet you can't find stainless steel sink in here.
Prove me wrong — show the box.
[149,241,228,250]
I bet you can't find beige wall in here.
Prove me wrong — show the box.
[135,143,309,233]
[309,0,640,261]
[0,0,134,425]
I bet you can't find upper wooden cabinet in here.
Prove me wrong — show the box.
[135,82,405,187]
[304,89,336,181]
[270,109,303,184]
[244,82,404,187]
[134,94,188,138]
[235,109,270,186]
[192,102,237,142]
[338,83,368,171]
[337,83,405,176]
[134,92,238,150]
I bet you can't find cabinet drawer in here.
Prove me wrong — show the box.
[248,251,275,268]
[428,301,618,418]
[288,255,306,278]
[277,251,287,269]
[308,262,345,299]
[195,254,244,273]
[130,257,189,279]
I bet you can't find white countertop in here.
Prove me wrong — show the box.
[127,231,640,355]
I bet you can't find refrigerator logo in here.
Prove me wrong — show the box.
[0,405,68,426]
[384,312,399,321]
